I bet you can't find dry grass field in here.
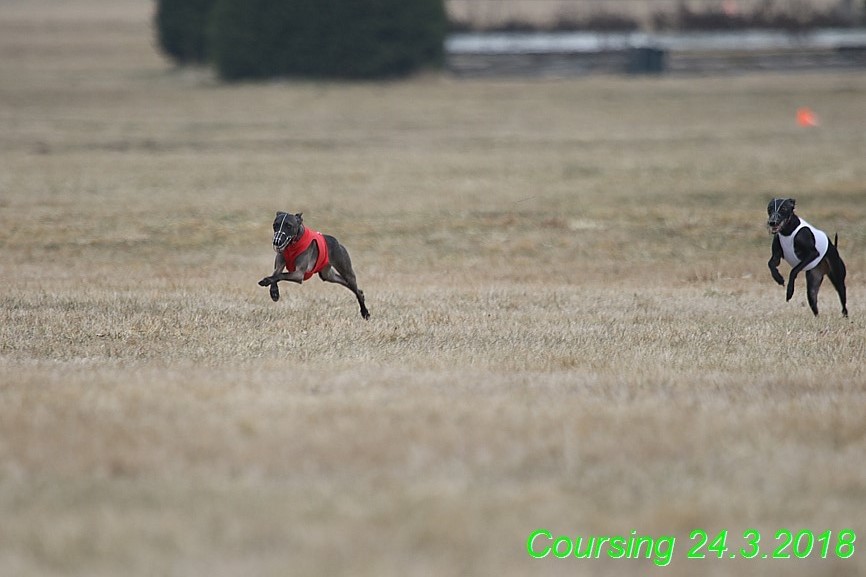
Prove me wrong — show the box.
[1,1,866,576]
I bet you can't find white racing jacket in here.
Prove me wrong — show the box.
[778,218,828,271]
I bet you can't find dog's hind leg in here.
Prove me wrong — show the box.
[827,247,848,317]
[319,263,369,320]
[805,268,825,316]
[829,274,849,317]
[831,279,848,317]
[320,237,369,319]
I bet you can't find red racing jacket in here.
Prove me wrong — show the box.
[281,226,329,281]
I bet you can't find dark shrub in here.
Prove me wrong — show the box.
[155,0,218,64]
[209,0,447,80]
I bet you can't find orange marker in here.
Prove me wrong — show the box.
[796,107,819,127]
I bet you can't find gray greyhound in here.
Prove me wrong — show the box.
[258,212,370,319]
[767,198,848,317]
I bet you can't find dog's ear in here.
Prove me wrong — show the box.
[275,211,287,218]
[789,198,796,209]
[295,212,303,223]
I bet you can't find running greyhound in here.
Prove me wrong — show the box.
[258,212,370,319]
[767,198,847,317]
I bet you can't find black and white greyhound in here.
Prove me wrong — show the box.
[767,198,847,317]
[258,212,370,319]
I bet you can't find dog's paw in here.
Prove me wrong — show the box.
[258,277,272,287]
[269,284,280,302]
[786,286,795,301]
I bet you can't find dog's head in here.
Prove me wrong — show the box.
[272,211,304,252]
[767,198,796,235]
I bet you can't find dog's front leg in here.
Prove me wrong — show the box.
[259,252,288,301]
[786,263,807,302]
[805,268,825,316]
[787,230,820,302]
[786,250,820,303]
[768,236,785,286]
[269,271,306,284]
[785,263,803,302]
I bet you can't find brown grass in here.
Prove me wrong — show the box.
[1,1,865,576]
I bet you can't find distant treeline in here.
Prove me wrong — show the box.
[450,0,865,33]
[155,0,447,80]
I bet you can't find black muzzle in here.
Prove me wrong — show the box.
[767,199,794,235]
[767,214,786,234]
[273,230,291,251]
